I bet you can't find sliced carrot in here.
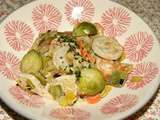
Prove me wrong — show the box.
[85,94,101,104]
[81,49,88,57]
[104,74,110,81]
[85,51,96,63]
[118,63,126,71]
[118,63,133,74]
[86,52,96,63]
[77,39,83,48]
[77,39,96,63]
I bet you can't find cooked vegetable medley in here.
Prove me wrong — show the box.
[17,22,133,106]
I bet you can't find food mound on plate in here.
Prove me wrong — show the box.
[17,22,132,106]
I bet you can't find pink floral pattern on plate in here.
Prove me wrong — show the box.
[124,32,153,62]
[101,7,131,37]
[126,62,159,90]
[4,20,34,51]
[65,0,95,25]
[32,4,62,33]
[0,51,20,80]
[50,107,90,120]
[101,94,138,115]
[9,86,44,107]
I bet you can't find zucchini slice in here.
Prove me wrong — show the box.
[20,50,43,74]
[34,72,47,86]
[92,36,123,60]
[48,85,63,100]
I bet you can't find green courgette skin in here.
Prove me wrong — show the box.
[20,50,43,74]
[48,85,63,100]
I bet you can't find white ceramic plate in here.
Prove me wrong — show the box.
[0,0,159,120]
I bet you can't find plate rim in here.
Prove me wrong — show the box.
[0,0,160,120]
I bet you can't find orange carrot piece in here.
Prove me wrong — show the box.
[104,74,110,81]
[77,39,96,63]
[119,64,126,71]
[78,39,83,48]
[85,94,101,104]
